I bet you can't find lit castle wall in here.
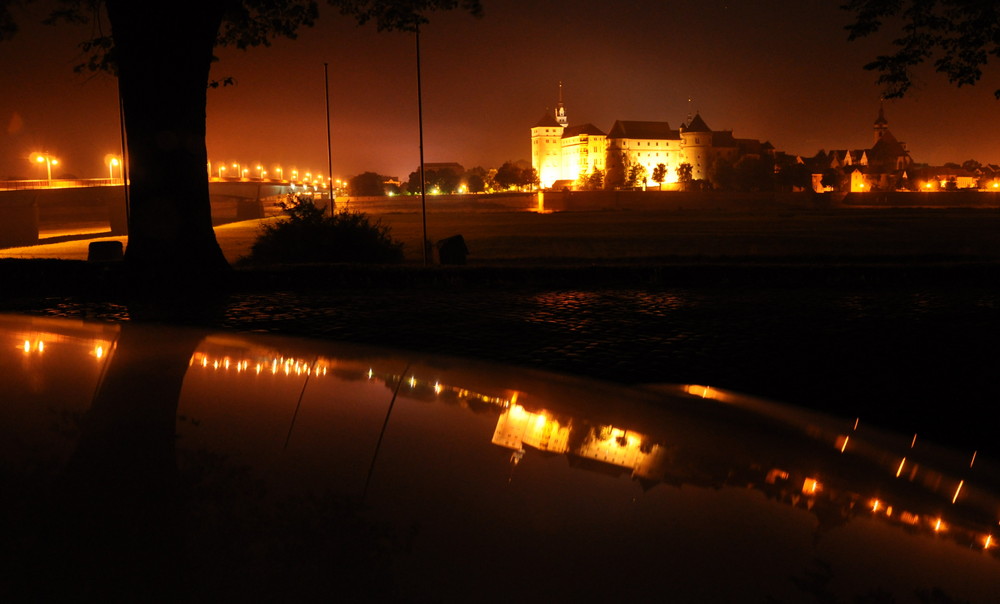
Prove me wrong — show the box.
[531,89,764,189]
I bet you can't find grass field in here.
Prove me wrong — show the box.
[6,205,1000,266]
[378,206,1000,264]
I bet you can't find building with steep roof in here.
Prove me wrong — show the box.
[531,90,768,189]
[807,105,914,192]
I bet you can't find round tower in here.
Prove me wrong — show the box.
[680,113,712,181]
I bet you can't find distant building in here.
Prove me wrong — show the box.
[806,105,914,192]
[530,87,769,189]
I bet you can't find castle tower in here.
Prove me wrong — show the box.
[679,112,712,180]
[531,84,568,188]
[874,102,889,144]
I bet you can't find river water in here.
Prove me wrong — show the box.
[17,273,996,457]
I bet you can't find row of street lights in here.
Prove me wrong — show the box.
[28,152,125,185]
[27,152,343,190]
[208,161,343,189]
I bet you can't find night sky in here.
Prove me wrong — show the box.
[2,0,999,182]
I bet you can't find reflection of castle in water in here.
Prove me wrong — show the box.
[10,321,997,561]
[358,368,1000,559]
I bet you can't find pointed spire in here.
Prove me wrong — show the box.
[874,99,888,143]
[555,81,568,127]
[875,100,888,126]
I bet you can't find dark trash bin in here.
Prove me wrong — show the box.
[88,240,124,262]
[436,234,468,265]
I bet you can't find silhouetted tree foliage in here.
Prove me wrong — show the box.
[405,167,461,194]
[710,158,736,190]
[464,166,487,193]
[577,169,603,190]
[348,171,388,196]
[962,159,982,171]
[493,161,524,190]
[651,163,667,186]
[776,162,813,192]
[0,0,480,282]
[821,168,844,191]
[676,162,693,184]
[732,156,775,192]
[843,0,1000,98]
[604,148,627,190]
[248,195,403,264]
[626,164,647,189]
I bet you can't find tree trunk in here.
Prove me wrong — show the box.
[106,1,230,285]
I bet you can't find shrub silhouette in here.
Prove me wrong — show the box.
[248,195,404,264]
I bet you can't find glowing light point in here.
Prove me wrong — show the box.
[952,480,964,504]
[896,457,906,478]
[802,478,820,495]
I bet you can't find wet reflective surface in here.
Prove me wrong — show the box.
[2,313,999,601]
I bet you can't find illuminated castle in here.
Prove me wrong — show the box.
[531,85,767,189]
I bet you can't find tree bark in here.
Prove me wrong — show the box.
[106,1,231,285]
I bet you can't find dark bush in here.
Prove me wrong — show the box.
[246,195,404,264]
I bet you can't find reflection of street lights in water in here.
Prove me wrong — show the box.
[33,153,58,185]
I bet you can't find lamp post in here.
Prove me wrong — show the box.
[33,153,58,185]
[109,157,121,183]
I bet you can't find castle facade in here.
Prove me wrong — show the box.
[531,89,767,189]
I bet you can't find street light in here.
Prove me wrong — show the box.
[33,153,58,185]
[219,165,227,179]
[108,157,121,182]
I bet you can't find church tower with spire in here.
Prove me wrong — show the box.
[874,102,889,144]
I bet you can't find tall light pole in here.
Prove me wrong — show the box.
[109,157,121,182]
[33,153,58,185]
[415,25,428,265]
[324,62,334,207]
